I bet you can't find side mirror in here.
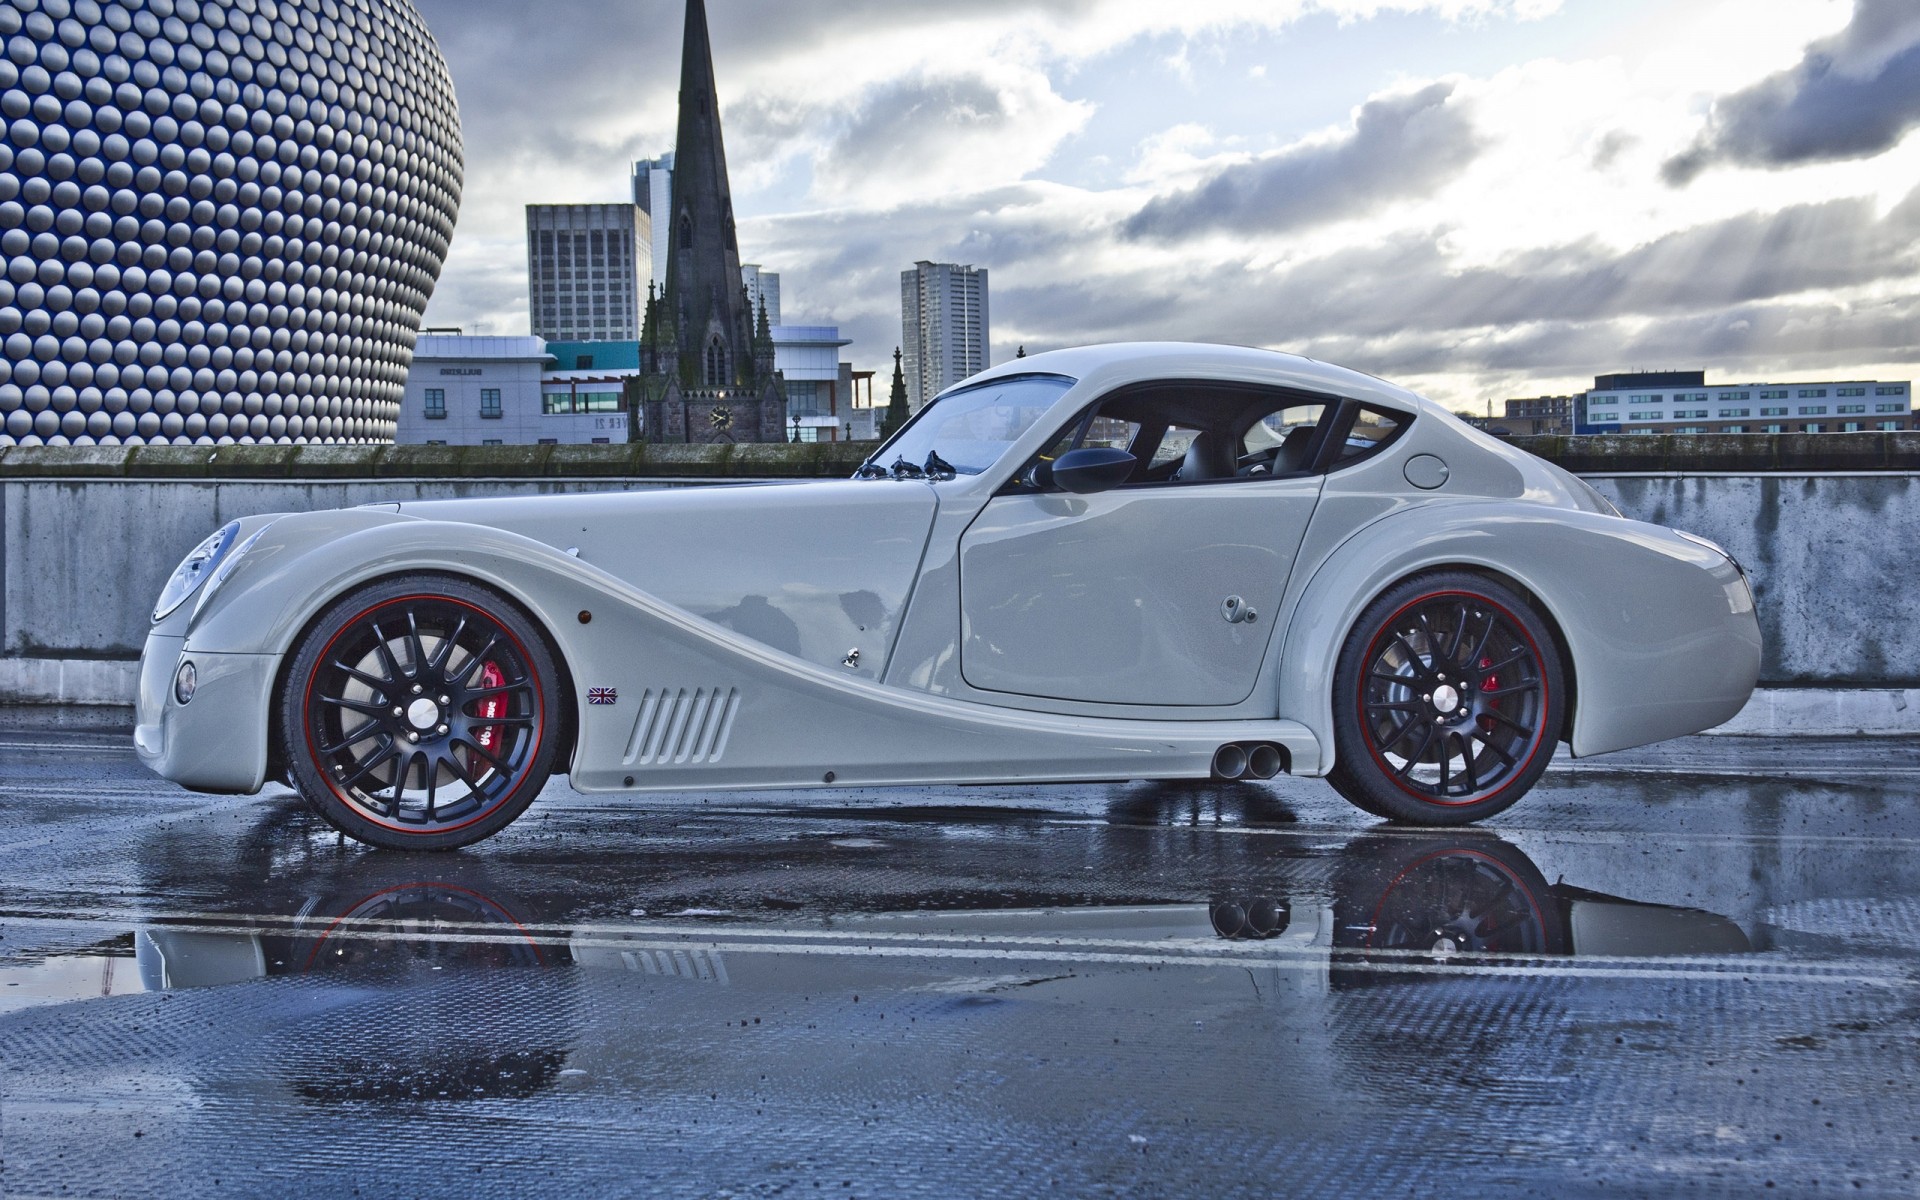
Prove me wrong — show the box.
[1050,447,1137,494]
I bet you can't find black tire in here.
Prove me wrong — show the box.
[281,574,563,851]
[1326,571,1564,825]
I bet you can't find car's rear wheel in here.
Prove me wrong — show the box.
[281,574,562,851]
[1327,571,1563,825]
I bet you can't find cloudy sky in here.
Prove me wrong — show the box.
[408,0,1920,412]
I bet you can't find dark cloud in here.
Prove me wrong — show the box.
[409,0,1114,172]
[738,176,1920,387]
[1663,0,1920,185]
[815,75,1019,195]
[1123,82,1480,241]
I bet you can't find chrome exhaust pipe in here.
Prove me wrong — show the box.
[1245,743,1283,780]
[1211,743,1249,780]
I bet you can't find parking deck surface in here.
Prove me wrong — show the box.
[1,724,1917,1197]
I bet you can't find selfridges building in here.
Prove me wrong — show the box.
[0,0,461,446]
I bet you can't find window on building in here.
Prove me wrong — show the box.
[1837,387,1866,397]
[1760,389,1789,400]
[1875,385,1906,395]
[1799,388,1828,398]
[679,214,692,250]
[1798,405,1827,415]
[1761,406,1787,416]
[1802,423,1824,433]
[1674,426,1706,434]
[482,439,503,446]
[1718,409,1750,418]
[423,388,445,419]
[543,391,623,415]
[1879,421,1901,431]
[1723,425,1747,433]
[1763,424,1785,433]
[704,336,728,387]
[1588,412,1617,422]
[1843,422,1862,432]
[425,439,447,445]
[1629,411,1663,420]
[480,388,502,418]
[1838,404,1866,414]
[538,438,558,445]
[592,437,611,444]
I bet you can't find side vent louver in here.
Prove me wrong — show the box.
[622,687,740,766]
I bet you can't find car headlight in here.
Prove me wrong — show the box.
[195,523,273,613]
[152,521,241,623]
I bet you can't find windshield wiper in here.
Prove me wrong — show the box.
[889,456,926,480]
[923,450,957,481]
[854,462,889,480]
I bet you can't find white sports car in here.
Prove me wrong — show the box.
[135,343,1762,848]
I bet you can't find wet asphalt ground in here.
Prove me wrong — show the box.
[1,722,1917,1198]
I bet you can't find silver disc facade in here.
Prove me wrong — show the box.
[0,0,461,446]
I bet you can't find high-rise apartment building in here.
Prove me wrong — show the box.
[742,264,782,327]
[526,204,651,342]
[632,154,674,292]
[901,261,990,411]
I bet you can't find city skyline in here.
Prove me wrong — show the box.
[411,0,1920,412]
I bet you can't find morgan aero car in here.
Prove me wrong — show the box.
[135,343,1762,848]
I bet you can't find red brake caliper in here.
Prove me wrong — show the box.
[1478,657,1498,732]
[472,661,507,776]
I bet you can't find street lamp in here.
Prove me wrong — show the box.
[790,416,801,443]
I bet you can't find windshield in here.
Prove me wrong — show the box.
[862,375,1074,479]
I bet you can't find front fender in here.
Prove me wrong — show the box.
[181,513,646,779]
[1276,503,1761,773]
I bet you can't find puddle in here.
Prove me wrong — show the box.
[0,949,146,1014]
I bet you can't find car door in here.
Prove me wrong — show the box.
[957,387,1329,707]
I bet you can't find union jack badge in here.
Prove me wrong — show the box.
[587,687,619,706]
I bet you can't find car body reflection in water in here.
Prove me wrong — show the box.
[135,828,1751,1019]
[1208,834,1750,990]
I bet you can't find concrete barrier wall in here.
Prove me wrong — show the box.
[2,442,1916,710]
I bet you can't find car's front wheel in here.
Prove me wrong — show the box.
[281,574,563,851]
[1327,571,1564,825]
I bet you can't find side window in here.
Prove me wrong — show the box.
[1082,415,1139,452]
[1006,384,1384,493]
[1149,425,1201,469]
[1336,407,1405,464]
[1238,403,1328,476]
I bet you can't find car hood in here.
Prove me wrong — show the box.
[388,480,940,681]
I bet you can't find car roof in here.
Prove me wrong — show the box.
[950,341,1444,419]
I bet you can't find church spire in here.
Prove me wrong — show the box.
[639,0,788,443]
[881,346,910,438]
[663,0,750,390]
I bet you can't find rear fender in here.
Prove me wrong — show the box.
[1277,504,1760,773]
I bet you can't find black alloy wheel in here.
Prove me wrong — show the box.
[282,574,563,851]
[1327,571,1564,825]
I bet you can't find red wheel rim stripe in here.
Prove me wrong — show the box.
[302,593,546,836]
